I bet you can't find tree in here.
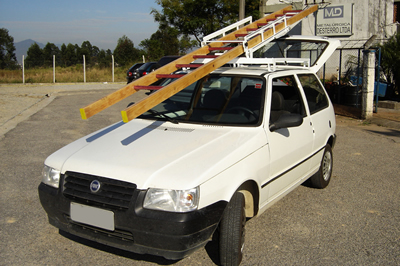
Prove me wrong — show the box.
[97,49,113,68]
[113,35,140,66]
[379,33,400,93]
[42,42,60,67]
[62,43,78,66]
[152,0,260,45]
[140,23,197,61]
[25,43,43,68]
[0,28,18,69]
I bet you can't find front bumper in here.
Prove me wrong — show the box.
[38,174,227,260]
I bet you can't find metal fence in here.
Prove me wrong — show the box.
[317,39,387,109]
[318,47,364,108]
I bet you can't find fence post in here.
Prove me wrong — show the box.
[362,49,376,119]
[83,55,86,83]
[53,55,56,83]
[22,55,25,84]
[112,55,114,83]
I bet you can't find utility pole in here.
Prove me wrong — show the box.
[239,0,245,20]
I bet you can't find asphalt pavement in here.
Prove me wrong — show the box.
[0,84,399,265]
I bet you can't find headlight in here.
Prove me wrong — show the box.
[143,187,199,212]
[42,165,61,188]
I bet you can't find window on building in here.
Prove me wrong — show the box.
[395,1,400,23]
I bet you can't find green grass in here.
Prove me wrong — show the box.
[0,66,127,84]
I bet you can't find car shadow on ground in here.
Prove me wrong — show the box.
[59,230,179,265]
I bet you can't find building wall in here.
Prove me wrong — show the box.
[260,0,397,43]
[260,0,398,80]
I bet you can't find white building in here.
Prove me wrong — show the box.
[260,0,399,82]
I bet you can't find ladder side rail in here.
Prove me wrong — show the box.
[121,45,245,122]
[244,15,289,42]
[202,16,253,46]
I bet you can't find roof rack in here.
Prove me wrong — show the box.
[192,57,311,71]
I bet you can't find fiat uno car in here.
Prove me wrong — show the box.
[39,36,339,265]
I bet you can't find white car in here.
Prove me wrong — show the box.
[39,36,339,265]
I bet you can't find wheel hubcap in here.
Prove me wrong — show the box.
[322,151,332,181]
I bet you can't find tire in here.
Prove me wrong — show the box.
[219,192,246,266]
[309,144,333,189]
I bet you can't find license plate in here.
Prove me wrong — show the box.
[70,202,114,231]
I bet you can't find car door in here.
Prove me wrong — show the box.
[263,74,314,203]
[296,73,335,171]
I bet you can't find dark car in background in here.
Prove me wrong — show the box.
[126,56,182,84]
[126,63,144,83]
[136,62,160,80]
[157,55,181,67]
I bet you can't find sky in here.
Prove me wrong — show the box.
[0,0,160,51]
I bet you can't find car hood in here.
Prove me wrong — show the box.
[45,119,267,190]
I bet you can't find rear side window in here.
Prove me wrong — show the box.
[270,75,306,124]
[298,74,329,114]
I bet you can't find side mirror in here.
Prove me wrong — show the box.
[269,113,303,132]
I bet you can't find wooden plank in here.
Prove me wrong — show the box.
[121,45,245,122]
[80,46,211,119]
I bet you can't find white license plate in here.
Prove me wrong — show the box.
[70,202,114,231]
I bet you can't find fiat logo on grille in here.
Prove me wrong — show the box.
[90,180,101,193]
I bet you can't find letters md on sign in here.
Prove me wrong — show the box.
[316,4,353,36]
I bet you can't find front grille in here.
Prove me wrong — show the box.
[66,215,134,241]
[63,172,136,210]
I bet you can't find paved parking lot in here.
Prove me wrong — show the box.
[0,84,399,265]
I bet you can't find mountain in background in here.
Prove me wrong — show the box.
[14,39,45,64]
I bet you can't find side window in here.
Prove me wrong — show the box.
[270,75,306,124]
[298,74,329,114]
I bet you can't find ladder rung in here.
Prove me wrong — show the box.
[193,55,218,59]
[276,14,294,17]
[208,47,233,51]
[176,64,203,68]
[134,86,163,90]
[284,10,302,13]
[258,23,268,27]
[156,74,185,79]
[235,33,248,37]
[265,18,276,21]
[247,28,259,31]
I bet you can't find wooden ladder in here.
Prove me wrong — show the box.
[80,5,318,123]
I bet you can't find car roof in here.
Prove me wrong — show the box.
[211,66,313,77]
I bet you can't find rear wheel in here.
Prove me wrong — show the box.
[219,192,246,266]
[309,144,333,189]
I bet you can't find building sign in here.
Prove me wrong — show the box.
[316,4,353,36]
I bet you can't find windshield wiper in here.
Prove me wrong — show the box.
[147,109,179,124]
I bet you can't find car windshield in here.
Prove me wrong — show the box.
[139,74,265,126]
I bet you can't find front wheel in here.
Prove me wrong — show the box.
[219,192,246,266]
[309,144,333,189]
